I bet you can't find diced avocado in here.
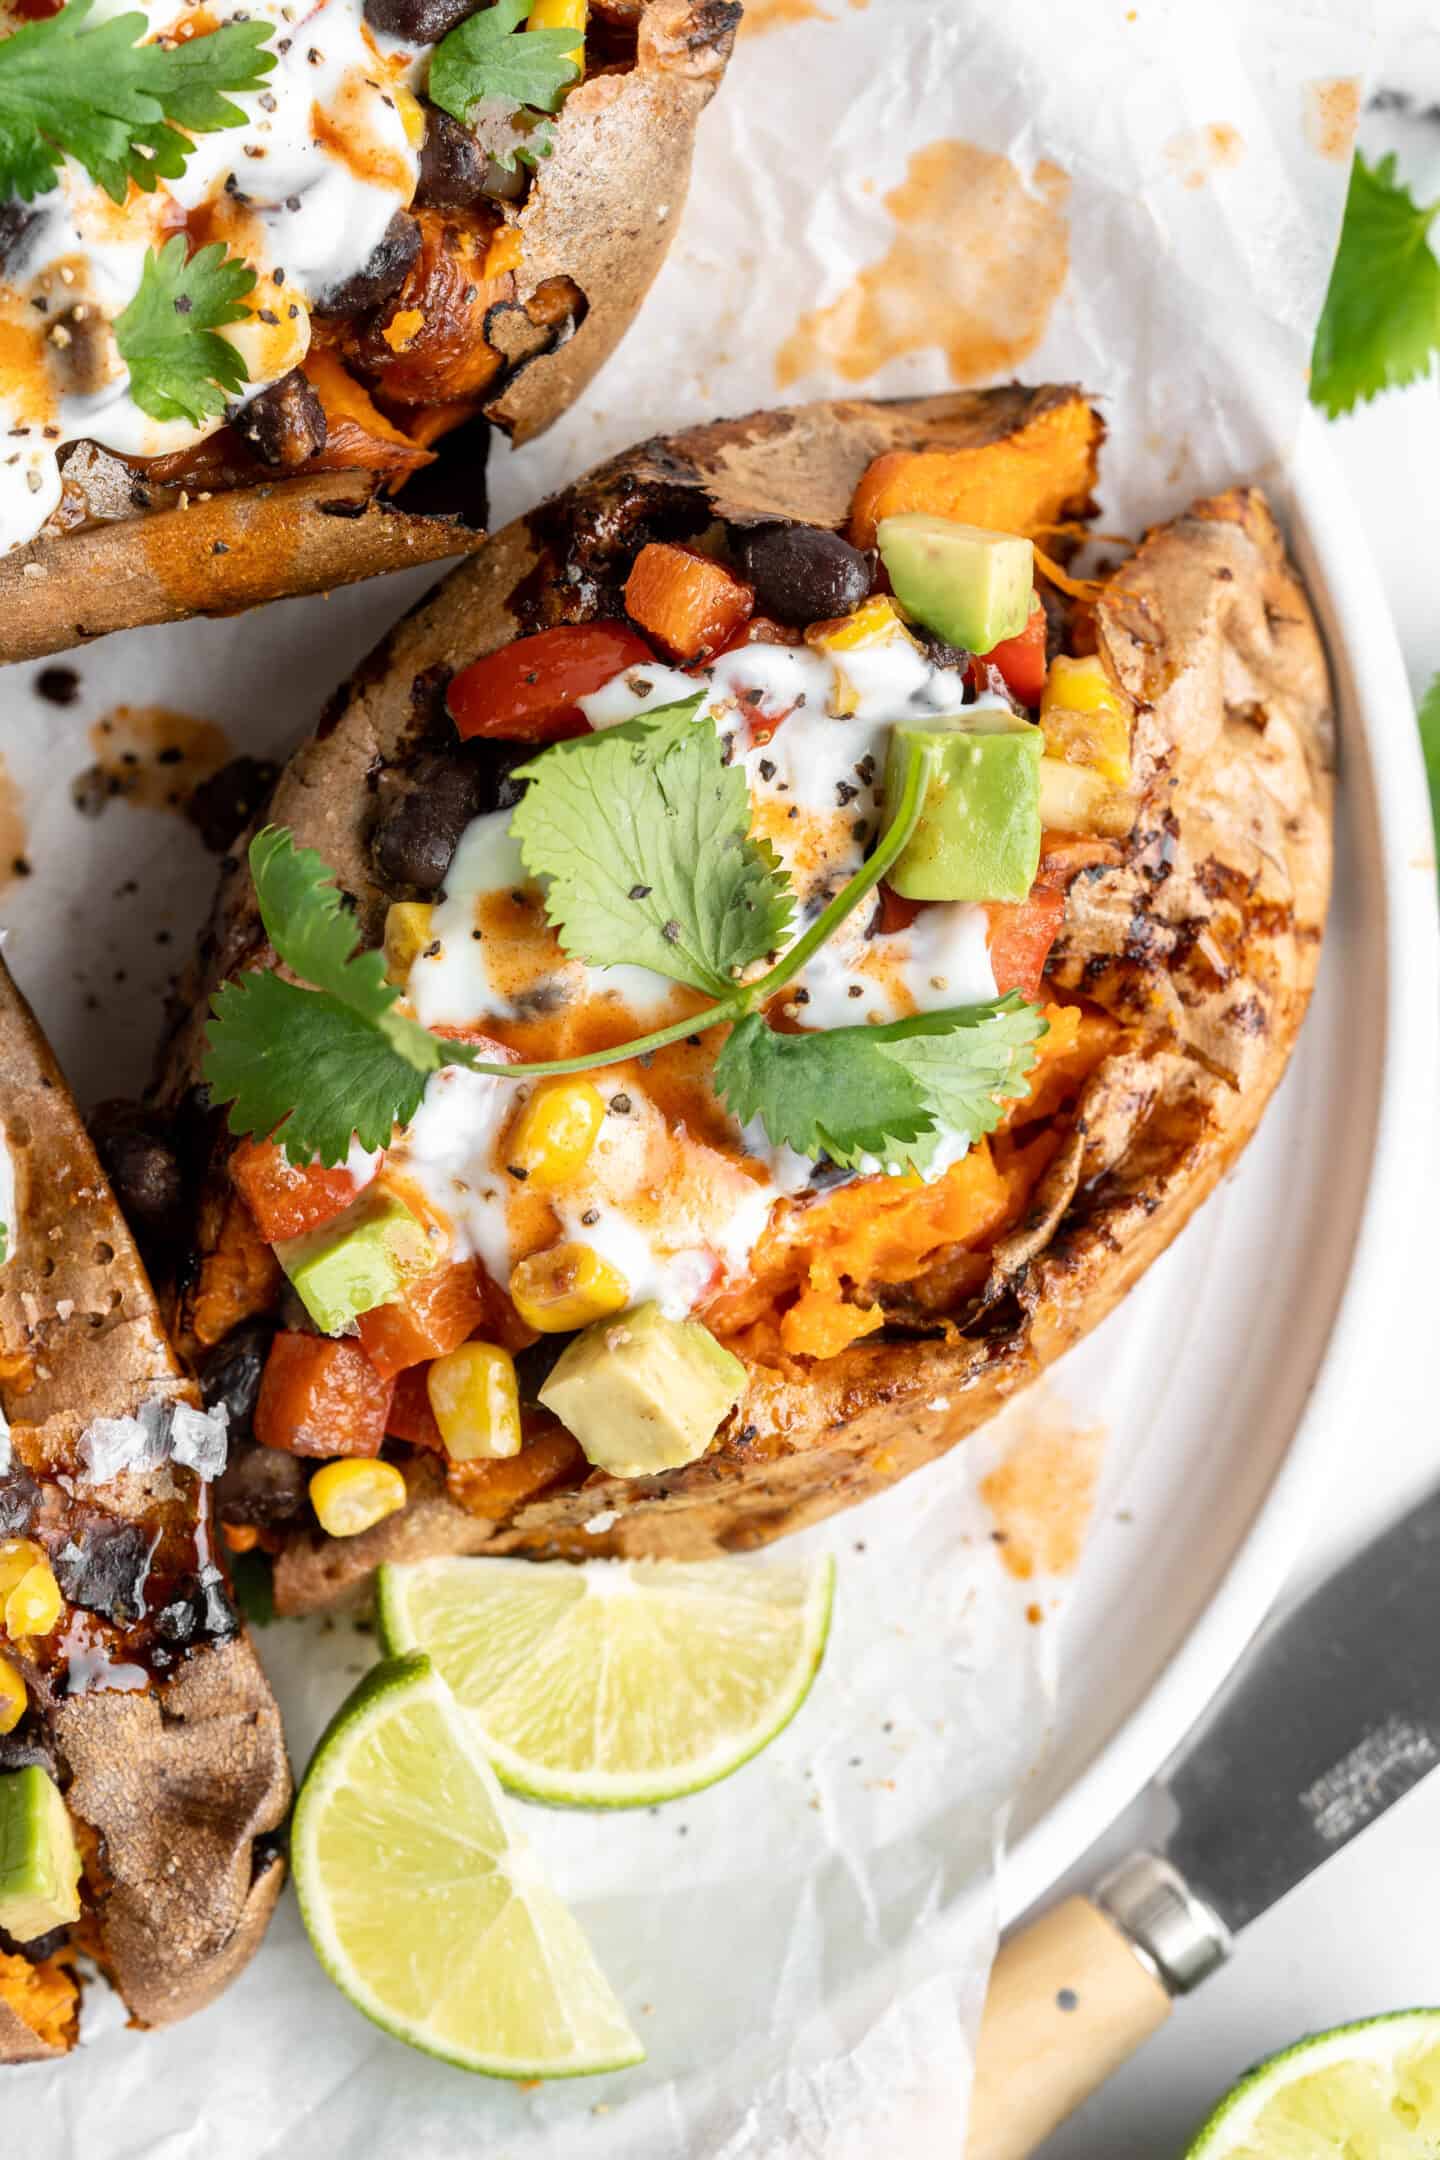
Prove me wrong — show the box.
[0,1767,81,1944]
[276,1186,438,1336]
[877,514,1033,654]
[885,717,1043,903]
[538,1301,746,1480]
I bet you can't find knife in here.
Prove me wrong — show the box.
[965,1480,1440,2158]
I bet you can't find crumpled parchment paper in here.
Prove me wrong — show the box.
[1,0,1369,2151]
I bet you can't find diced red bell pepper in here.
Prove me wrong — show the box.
[624,542,754,665]
[986,887,1067,1001]
[447,622,656,744]
[254,1334,396,1459]
[230,1137,368,1245]
[386,1363,444,1452]
[357,1259,508,1378]
[873,881,924,937]
[968,595,1047,705]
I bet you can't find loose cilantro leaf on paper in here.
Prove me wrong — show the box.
[0,0,274,205]
[713,998,1047,1171]
[1311,152,1440,418]
[115,237,257,427]
[1419,674,1440,886]
[429,0,579,159]
[510,698,796,998]
[203,828,472,1165]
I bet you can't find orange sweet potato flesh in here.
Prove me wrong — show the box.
[230,1137,361,1244]
[300,350,434,479]
[445,1424,588,1519]
[624,541,754,663]
[357,1259,529,1379]
[190,1193,283,1350]
[0,1947,79,2058]
[255,1333,395,1458]
[847,395,1103,550]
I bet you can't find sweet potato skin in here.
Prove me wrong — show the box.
[0,0,736,664]
[154,389,1332,1614]
[0,958,291,2059]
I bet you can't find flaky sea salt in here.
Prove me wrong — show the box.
[169,1402,230,1481]
[79,1396,229,1484]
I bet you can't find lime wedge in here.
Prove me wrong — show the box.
[1188,2009,1440,2156]
[377,1553,835,1808]
[292,1654,644,2078]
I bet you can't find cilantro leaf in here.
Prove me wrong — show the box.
[1419,673,1440,886]
[205,974,433,1167]
[429,0,579,152]
[1311,152,1440,418]
[510,698,795,999]
[0,0,274,206]
[115,237,257,426]
[202,827,472,1165]
[713,998,1047,1170]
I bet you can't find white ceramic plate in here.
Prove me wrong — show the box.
[999,412,1440,1921]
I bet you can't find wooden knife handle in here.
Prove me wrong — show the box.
[966,1897,1173,2158]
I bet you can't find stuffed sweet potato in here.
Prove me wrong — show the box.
[150,386,1333,1615]
[0,957,290,2061]
[0,0,738,663]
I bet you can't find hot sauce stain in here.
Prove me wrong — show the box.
[980,1401,1105,1584]
[1164,123,1245,190]
[0,755,29,893]
[776,141,1070,390]
[740,0,868,28]
[73,707,231,817]
[1303,77,1361,163]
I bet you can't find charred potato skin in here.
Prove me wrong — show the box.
[154,389,1333,1616]
[0,958,291,2061]
[0,0,737,665]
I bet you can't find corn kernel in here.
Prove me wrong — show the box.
[426,1342,522,1462]
[505,1080,605,1192]
[383,902,436,987]
[0,1655,25,1736]
[4,1560,63,1640]
[393,83,427,149]
[806,596,920,716]
[482,225,525,280]
[1040,654,1133,789]
[509,1243,629,1333]
[0,1539,45,1600]
[309,1459,408,1540]
[528,0,586,73]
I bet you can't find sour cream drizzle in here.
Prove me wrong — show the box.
[0,0,422,553]
[389,639,1007,1321]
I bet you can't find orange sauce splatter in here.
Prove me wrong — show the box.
[980,1400,1105,1582]
[1303,77,1360,163]
[0,756,28,893]
[776,140,1070,390]
[0,315,54,424]
[739,0,830,32]
[312,89,413,196]
[1164,123,1245,191]
[77,707,230,815]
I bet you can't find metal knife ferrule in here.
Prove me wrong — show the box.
[1094,1852,1231,1995]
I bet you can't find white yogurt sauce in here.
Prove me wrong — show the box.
[0,0,422,551]
[388,635,1011,1323]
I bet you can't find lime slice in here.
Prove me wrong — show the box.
[292,1653,644,2078]
[1188,2009,1440,2157]
[377,1552,835,1808]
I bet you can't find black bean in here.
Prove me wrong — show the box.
[0,1468,38,1538]
[312,209,420,318]
[364,0,479,40]
[52,1524,153,1626]
[185,754,280,855]
[0,1730,58,1783]
[88,1114,183,1244]
[0,203,36,276]
[735,524,873,626]
[0,1922,71,1959]
[215,1439,309,1531]
[370,749,488,892]
[415,108,527,211]
[235,367,327,468]
[201,1320,274,1438]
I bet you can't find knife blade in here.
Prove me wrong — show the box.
[966,1481,1440,2159]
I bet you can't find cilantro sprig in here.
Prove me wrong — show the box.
[0,0,274,206]
[429,0,580,171]
[114,237,257,426]
[203,720,1046,1172]
[1311,152,1440,419]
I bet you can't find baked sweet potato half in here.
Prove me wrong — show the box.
[0,0,738,663]
[0,958,290,2062]
[150,386,1333,1616]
